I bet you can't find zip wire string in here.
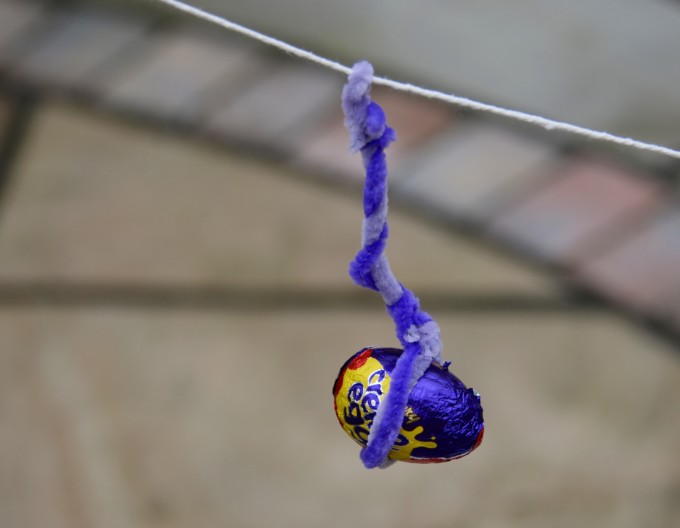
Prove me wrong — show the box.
[151,0,680,161]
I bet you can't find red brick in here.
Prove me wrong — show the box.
[102,32,259,120]
[577,210,680,314]
[394,122,554,218]
[205,64,338,148]
[490,159,661,261]
[293,87,452,180]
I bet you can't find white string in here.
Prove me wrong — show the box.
[151,0,680,161]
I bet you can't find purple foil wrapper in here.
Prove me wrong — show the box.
[333,348,484,463]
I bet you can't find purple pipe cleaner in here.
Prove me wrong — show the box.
[342,61,444,469]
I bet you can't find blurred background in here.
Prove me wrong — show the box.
[0,1,679,527]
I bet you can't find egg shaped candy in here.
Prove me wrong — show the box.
[333,347,484,463]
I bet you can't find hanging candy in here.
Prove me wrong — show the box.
[332,61,484,468]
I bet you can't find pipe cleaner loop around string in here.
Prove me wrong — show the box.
[342,61,443,469]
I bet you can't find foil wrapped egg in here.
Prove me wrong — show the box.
[333,347,484,463]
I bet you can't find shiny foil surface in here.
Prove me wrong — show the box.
[333,348,484,463]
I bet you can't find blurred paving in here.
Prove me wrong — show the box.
[0,101,678,528]
[2,309,679,528]
[2,0,678,334]
[0,102,558,293]
[0,2,680,527]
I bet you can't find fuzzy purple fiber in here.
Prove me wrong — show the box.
[342,61,445,469]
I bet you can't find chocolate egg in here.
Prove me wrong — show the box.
[333,347,484,463]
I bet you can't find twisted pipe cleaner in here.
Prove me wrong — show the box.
[342,61,444,469]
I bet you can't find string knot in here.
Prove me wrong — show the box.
[342,61,396,151]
